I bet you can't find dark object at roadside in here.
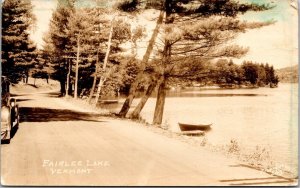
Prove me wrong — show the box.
[1,76,20,144]
[99,100,118,104]
[178,122,212,131]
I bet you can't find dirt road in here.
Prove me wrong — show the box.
[1,89,297,186]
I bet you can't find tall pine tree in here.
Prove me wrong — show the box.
[116,0,274,125]
[2,0,37,83]
[65,8,100,98]
[46,0,75,96]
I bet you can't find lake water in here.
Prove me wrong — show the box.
[100,83,298,171]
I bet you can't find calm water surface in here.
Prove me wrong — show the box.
[101,83,298,170]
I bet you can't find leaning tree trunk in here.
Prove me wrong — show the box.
[94,77,105,105]
[130,80,157,119]
[88,40,101,103]
[118,11,164,117]
[152,1,173,126]
[94,17,114,106]
[88,22,103,103]
[152,76,166,125]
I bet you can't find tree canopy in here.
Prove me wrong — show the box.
[26,0,277,126]
[2,0,37,83]
[115,0,274,124]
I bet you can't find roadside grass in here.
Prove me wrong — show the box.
[203,138,297,180]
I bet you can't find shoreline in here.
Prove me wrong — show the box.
[61,95,298,180]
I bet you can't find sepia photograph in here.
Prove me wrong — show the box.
[1,0,298,186]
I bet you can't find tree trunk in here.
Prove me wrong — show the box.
[94,17,114,106]
[88,22,102,103]
[74,35,80,99]
[118,11,164,117]
[88,72,97,103]
[25,72,29,84]
[94,77,104,106]
[68,62,72,95]
[152,76,166,125]
[152,1,173,126]
[66,75,69,97]
[66,60,71,97]
[130,80,157,119]
[88,54,99,103]
[68,80,72,95]
[60,79,66,97]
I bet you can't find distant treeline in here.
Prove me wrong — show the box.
[276,65,298,83]
[189,59,279,88]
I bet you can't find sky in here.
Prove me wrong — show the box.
[234,0,298,68]
[29,0,298,69]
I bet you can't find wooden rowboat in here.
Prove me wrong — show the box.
[178,122,212,131]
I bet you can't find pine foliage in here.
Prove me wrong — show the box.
[2,0,37,83]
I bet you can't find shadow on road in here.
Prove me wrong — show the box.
[44,91,61,98]
[11,94,26,97]
[19,107,105,123]
[16,99,32,102]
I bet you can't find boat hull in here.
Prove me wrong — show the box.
[179,123,212,131]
